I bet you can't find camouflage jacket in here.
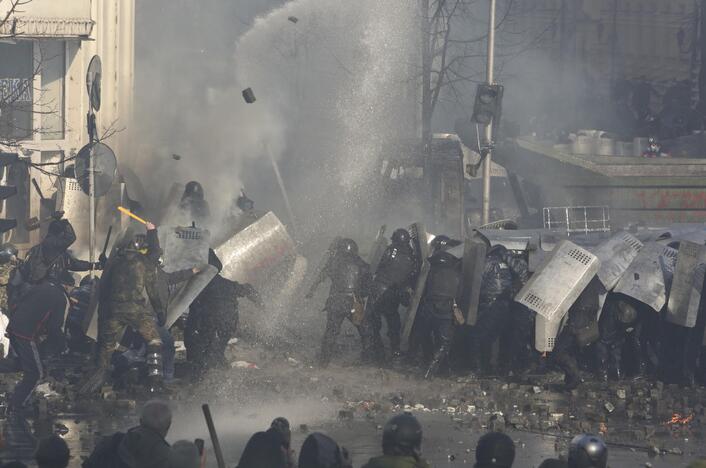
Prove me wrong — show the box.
[0,259,18,313]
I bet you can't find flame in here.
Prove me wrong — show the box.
[665,413,694,425]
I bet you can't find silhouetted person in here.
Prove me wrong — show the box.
[362,412,430,468]
[299,433,353,468]
[35,435,70,468]
[474,432,515,468]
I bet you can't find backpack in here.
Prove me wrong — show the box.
[82,432,130,468]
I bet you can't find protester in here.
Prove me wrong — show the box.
[298,432,353,468]
[361,412,430,468]
[474,432,516,468]
[35,435,70,468]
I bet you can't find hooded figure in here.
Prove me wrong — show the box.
[298,433,352,468]
[474,432,515,468]
[35,435,70,468]
[236,429,288,468]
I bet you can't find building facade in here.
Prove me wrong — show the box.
[512,0,697,96]
[0,0,134,249]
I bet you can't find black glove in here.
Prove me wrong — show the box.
[98,253,108,268]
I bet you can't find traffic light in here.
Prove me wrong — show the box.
[471,83,504,127]
[0,152,19,234]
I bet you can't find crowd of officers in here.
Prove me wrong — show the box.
[306,226,706,390]
[0,211,261,416]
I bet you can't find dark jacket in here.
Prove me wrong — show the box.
[237,429,288,468]
[480,246,528,305]
[310,252,371,298]
[117,426,171,468]
[375,244,418,289]
[361,456,431,468]
[8,282,67,354]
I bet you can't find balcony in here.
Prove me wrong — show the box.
[0,0,94,38]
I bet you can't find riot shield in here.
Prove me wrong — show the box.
[687,262,706,330]
[459,235,486,326]
[408,222,430,270]
[216,212,296,284]
[666,241,706,327]
[400,222,431,351]
[515,240,600,323]
[614,242,677,312]
[164,265,219,328]
[368,225,388,274]
[158,225,210,273]
[401,259,430,352]
[535,314,563,353]
[85,226,135,340]
[592,231,643,291]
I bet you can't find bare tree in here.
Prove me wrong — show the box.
[419,0,550,149]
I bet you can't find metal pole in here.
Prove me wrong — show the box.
[89,142,96,279]
[482,0,497,225]
[265,143,298,236]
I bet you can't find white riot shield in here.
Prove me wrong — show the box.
[614,242,678,312]
[368,225,388,274]
[592,232,643,291]
[515,240,600,323]
[535,314,563,353]
[460,236,486,326]
[164,265,219,328]
[401,259,430,352]
[688,263,706,330]
[216,212,296,284]
[666,241,706,328]
[158,226,210,273]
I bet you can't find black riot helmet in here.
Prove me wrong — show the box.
[338,238,358,256]
[568,434,607,468]
[131,233,149,252]
[430,235,462,254]
[183,181,204,200]
[487,244,508,259]
[475,431,516,468]
[0,243,17,264]
[616,300,638,325]
[391,228,411,246]
[429,250,459,266]
[382,412,423,456]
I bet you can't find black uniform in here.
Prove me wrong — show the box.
[596,293,654,381]
[179,181,210,227]
[472,245,529,374]
[185,275,260,374]
[308,243,371,367]
[553,277,603,389]
[416,251,461,379]
[65,278,95,354]
[367,242,418,358]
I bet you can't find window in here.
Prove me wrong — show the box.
[39,41,65,140]
[0,41,34,141]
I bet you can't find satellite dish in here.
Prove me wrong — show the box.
[75,142,117,197]
[86,55,102,112]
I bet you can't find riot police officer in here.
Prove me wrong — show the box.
[596,293,650,381]
[553,278,603,390]
[472,244,528,375]
[568,434,607,468]
[361,412,430,468]
[367,228,418,361]
[185,253,262,376]
[306,238,371,367]
[416,250,461,379]
[179,181,210,227]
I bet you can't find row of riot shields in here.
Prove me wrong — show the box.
[86,212,300,341]
[397,222,706,355]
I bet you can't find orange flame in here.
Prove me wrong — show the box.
[665,413,694,426]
